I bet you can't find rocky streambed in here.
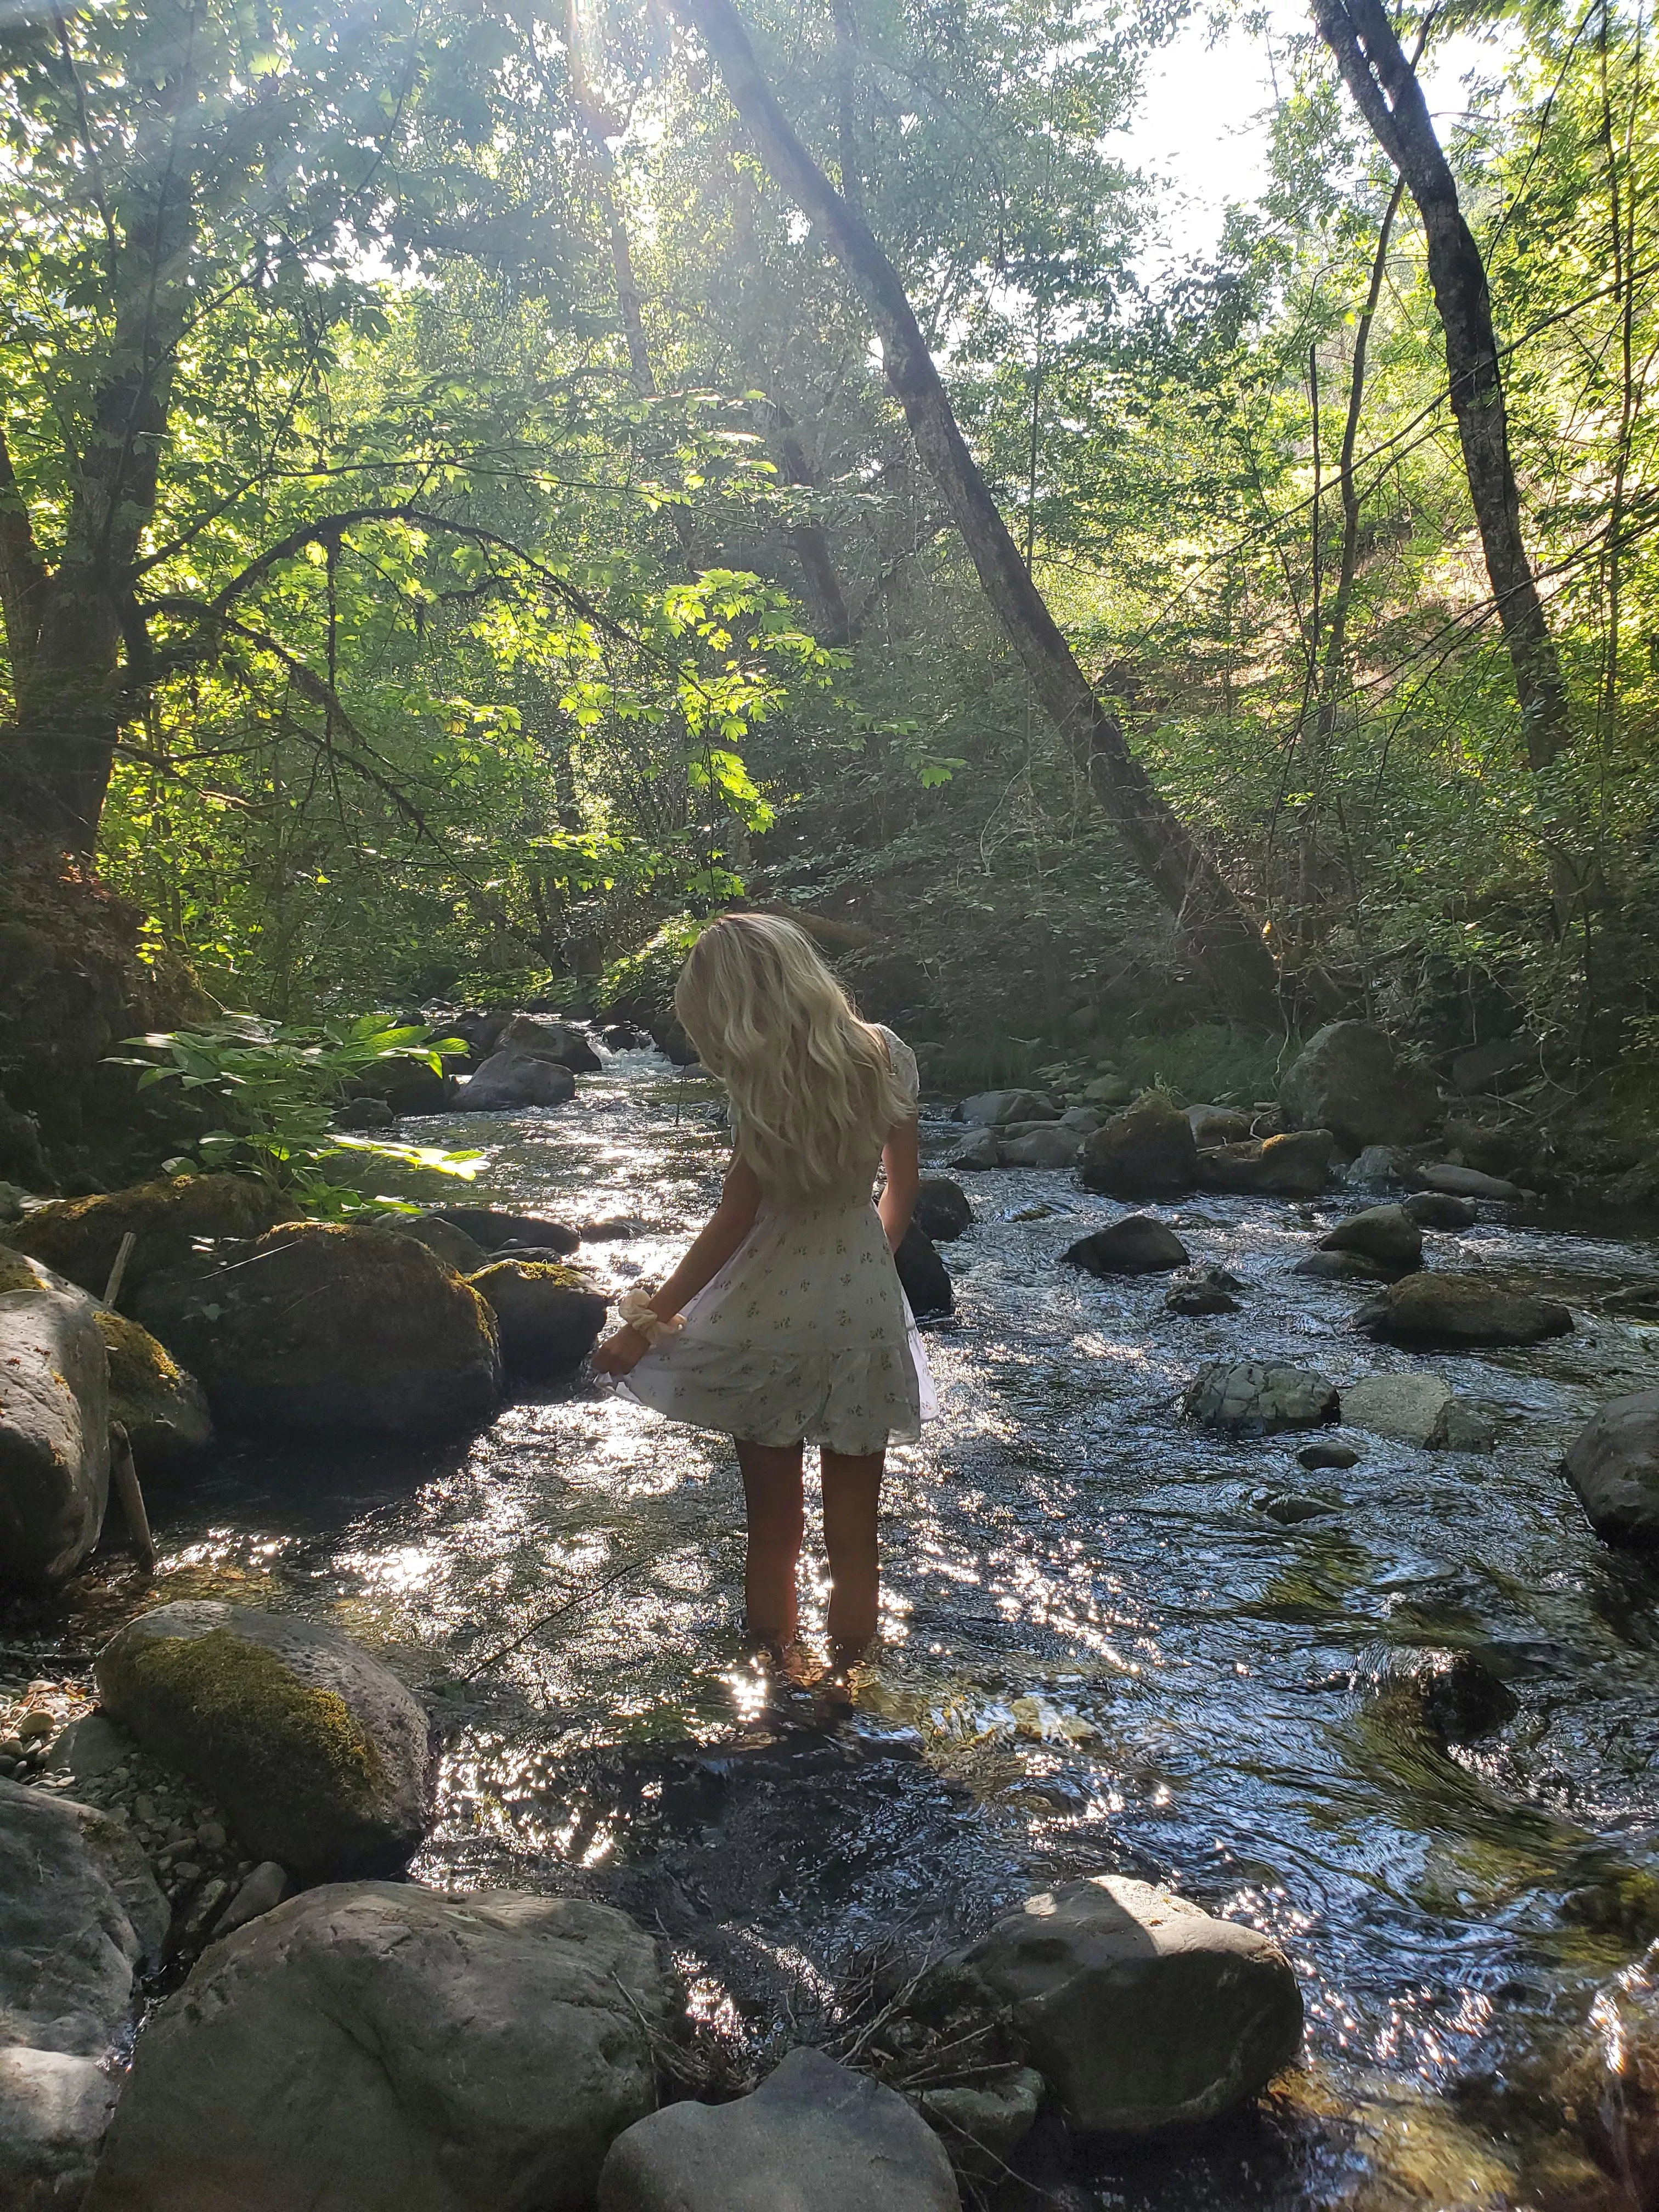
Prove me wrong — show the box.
[7,1038,1659,2208]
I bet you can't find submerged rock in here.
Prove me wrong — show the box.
[1357,1272,1572,1350]
[0,1267,110,1589]
[1000,1124,1084,1167]
[962,1875,1303,2135]
[1279,1022,1442,1151]
[87,1886,664,2212]
[1294,1249,1393,1284]
[1197,1130,1335,1198]
[434,1206,581,1255]
[469,1260,608,1378]
[1318,1204,1423,1273]
[1165,1262,1245,1316]
[1339,1371,1451,1445]
[1372,1647,1517,1743]
[498,1013,603,1074]
[1562,1389,1659,1546]
[895,1223,953,1319]
[1064,1216,1189,1277]
[0,1778,167,2207]
[135,1221,502,1437]
[95,1307,212,1471]
[597,2045,958,2212]
[914,1178,973,1242]
[1183,1359,1338,1434]
[95,1601,437,1882]
[1410,1163,1525,1201]
[11,1173,298,1299]
[1299,1440,1361,1470]
[1080,1097,1198,1200]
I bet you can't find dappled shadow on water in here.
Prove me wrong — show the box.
[20,1048,1659,2209]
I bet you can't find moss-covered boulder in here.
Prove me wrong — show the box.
[95,1602,436,1882]
[1079,1097,1198,1199]
[0,1263,110,1589]
[134,1221,502,1436]
[468,1260,607,1378]
[1357,1271,1573,1349]
[96,1309,212,1471]
[12,1174,298,1299]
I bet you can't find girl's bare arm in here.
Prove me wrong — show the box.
[591,1158,762,1373]
[877,1118,920,1252]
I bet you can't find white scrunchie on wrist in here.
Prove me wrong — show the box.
[617,1289,684,1347]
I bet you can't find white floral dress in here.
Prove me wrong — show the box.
[622,1025,937,1455]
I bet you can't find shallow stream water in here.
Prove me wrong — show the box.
[27,1047,1659,2209]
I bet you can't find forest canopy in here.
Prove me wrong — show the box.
[2,0,1656,1091]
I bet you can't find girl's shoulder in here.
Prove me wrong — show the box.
[865,1021,920,1109]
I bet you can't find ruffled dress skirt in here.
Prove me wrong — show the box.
[620,1193,936,1455]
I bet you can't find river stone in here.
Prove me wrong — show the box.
[1294,1249,1393,1283]
[95,1307,212,1470]
[434,1207,582,1255]
[469,1260,608,1377]
[914,2067,1044,2166]
[1339,1372,1452,1445]
[959,1089,1057,1127]
[1411,1163,1524,1201]
[1196,1130,1335,1198]
[134,1221,501,1437]
[0,1179,27,1221]
[459,1049,578,1111]
[336,1094,397,1131]
[1279,1023,1443,1151]
[1082,1072,1132,1107]
[915,1178,972,1241]
[1080,1097,1198,1200]
[1562,1390,1659,1545]
[86,1884,664,2212]
[43,1716,128,1787]
[944,1126,1000,1171]
[1063,1217,1189,1276]
[962,1875,1303,2135]
[1187,1103,1252,1148]
[1357,1272,1572,1350]
[0,2046,121,2209]
[95,1601,437,1882]
[1346,1145,1402,1190]
[387,1214,493,1273]
[1000,1124,1084,1167]
[499,1013,603,1074]
[12,1173,298,1299]
[1183,1359,1338,1434]
[1318,1204,1423,1272]
[1403,1190,1479,1229]
[1165,1262,1244,1315]
[1436,1399,1498,1452]
[0,1775,168,2055]
[895,1223,953,1319]
[1300,1439,1361,1470]
[0,1272,111,1588]
[596,2045,959,2212]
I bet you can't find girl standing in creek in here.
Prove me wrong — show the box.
[591,912,935,1679]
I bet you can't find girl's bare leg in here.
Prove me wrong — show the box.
[821,1448,885,1665]
[736,1440,805,1650]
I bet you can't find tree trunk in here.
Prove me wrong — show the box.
[678,0,1280,1023]
[1311,0,1572,771]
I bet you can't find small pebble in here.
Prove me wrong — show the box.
[17,1711,54,1742]
[1299,1441,1362,1471]
[196,1821,227,1852]
[133,1793,156,1824]
[172,1860,202,1885]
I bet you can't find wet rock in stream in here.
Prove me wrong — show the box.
[1317,1203,1423,1273]
[1063,1216,1189,1277]
[467,1259,608,1377]
[1562,1388,1659,1545]
[1356,1272,1574,1349]
[0,1260,111,1589]
[913,1177,972,1242]
[1183,1359,1339,1434]
[1079,1097,1198,1199]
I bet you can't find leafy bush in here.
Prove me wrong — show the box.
[115,1015,478,1212]
[596,915,702,1020]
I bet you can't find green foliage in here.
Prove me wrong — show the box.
[114,1016,478,1211]
[596,914,703,1019]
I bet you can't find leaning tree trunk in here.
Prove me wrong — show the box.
[677,0,1280,1023]
[1311,0,1571,772]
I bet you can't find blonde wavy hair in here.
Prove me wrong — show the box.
[674,912,913,1202]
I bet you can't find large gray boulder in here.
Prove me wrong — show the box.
[1317,1204,1423,1274]
[95,1601,436,1883]
[999,1124,1083,1167]
[1079,1098,1198,1199]
[1410,1162,1525,1201]
[597,2046,959,2212]
[1357,1273,1572,1350]
[0,1778,167,2207]
[134,1222,501,1437]
[962,1876,1302,2136]
[498,1014,603,1074]
[86,1885,665,2212]
[1562,1390,1659,1545]
[0,1260,111,1588]
[1183,1359,1338,1434]
[459,1051,578,1111]
[1280,1023,1442,1150]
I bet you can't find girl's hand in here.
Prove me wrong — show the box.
[591,1324,649,1376]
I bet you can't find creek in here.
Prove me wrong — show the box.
[36,1045,1659,2209]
